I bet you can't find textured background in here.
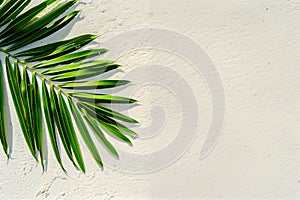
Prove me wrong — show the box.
[0,0,300,199]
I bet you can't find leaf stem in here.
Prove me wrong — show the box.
[0,48,70,98]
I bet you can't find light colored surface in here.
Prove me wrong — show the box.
[1,0,300,199]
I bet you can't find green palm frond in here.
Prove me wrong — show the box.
[0,0,139,172]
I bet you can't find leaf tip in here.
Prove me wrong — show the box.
[73,10,82,15]
[91,35,99,40]
[129,99,138,104]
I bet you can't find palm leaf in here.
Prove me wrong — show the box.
[0,0,31,27]
[59,80,130,90]
[19,34,98,61]
[82,108,119,159]
[5,57,36,160]
[0,1,49,39]
[50,64,119,81]
[41,79,65,171]
[0,61,8,157]
[49,84,78,169]
[7,10,81,51]
[80,101,139,124]
[68,98,103,169]
[0,0,76,47]
[33,49,107,69]
[70,92,137,104]
[0,0,138,172]
[41,60,114,75]
[31,73,44,169]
